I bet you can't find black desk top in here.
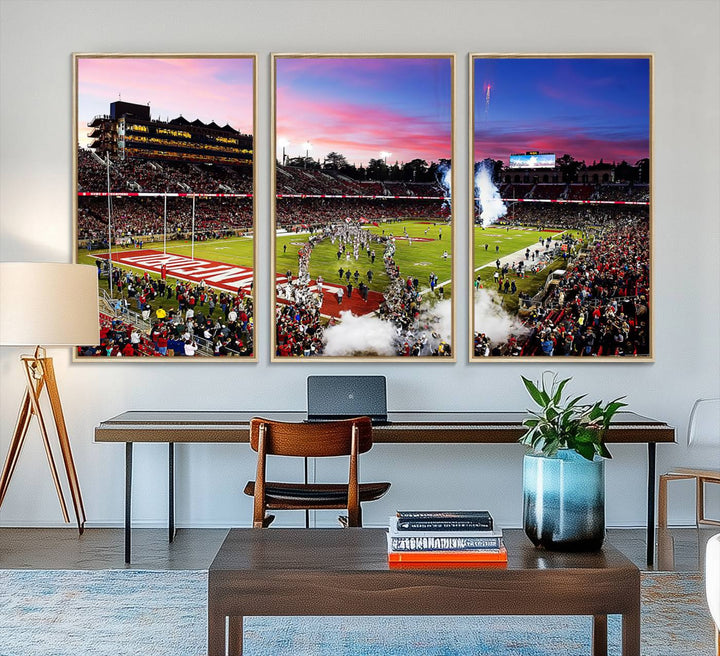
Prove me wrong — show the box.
[95,411,675,444]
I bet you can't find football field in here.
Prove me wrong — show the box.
[473,224,574,315]
[78,234,254,272]
[276,219,453,298]
[78,235,255,315]
[78,222,575,319]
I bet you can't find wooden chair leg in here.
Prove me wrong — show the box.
[658,474,669,528]
[697,476,704,527]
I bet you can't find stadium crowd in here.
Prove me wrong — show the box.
[78,196,252,244]
[474,212,650,357]
[274,220,451,357]
[276,197,448,230]
[79,266,253,357]
[78,148,252,194]
[276,165,444,198]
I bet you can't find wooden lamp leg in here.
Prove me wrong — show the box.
[0,390,34,506]
[0,353,85,534]
[21,356,72,524]
[42,357,86,532]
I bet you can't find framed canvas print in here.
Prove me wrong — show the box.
[73,54,256,360]
[470,54,652,360]
[272,54,455,360]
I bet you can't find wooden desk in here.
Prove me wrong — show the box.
[94,411,675,564]
[207,528,641,656]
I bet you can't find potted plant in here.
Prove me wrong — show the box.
[519,372,626,551]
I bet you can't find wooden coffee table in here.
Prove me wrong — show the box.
[208,528,640,656]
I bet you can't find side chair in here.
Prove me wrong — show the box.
[658,398,720,529]
[244,416,390,528]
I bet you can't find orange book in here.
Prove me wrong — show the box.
[388,545,507,564]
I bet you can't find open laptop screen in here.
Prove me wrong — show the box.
[306,375,387,423]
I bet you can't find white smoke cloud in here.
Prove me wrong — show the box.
[474,161,507,226]
[473,288,529,345]
[323,299,453,357]
[419,299,452,344]
[323,311,397,356]
[436,162,452,214]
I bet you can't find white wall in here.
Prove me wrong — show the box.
[1,0,718,530]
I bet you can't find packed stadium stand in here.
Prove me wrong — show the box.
[275,197,449,229]
[77,196,252,243]
[566,184,594,200]
[78,149,253,194]
[275,166,444,198]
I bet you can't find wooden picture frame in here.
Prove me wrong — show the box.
[272,54,455,361]
[469,54,653,361]
[73,53,257,361]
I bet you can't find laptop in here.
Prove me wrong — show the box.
[306,375,388,425]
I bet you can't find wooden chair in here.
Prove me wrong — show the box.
[658,398,720,528]
[243,416,390,528]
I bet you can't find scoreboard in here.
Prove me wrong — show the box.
[509,151,556,169]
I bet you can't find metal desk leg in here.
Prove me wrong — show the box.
[304,456,310,528]
[169,443,175,542]
[125,442,133,564]
[646,442,656,566]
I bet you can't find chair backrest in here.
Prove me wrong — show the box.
[688,398,720,447]
[249,417,373,457]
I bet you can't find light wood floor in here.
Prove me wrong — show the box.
[0,526,716,571]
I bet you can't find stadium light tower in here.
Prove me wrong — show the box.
[380,151,391,165]
[278,138,290,166]
[302,141,312,168]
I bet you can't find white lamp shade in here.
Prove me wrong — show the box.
[0,262,100,346]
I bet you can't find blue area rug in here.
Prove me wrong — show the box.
[0,569,714,656]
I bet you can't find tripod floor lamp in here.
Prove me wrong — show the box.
[0,262,99,533]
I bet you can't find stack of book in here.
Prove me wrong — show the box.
[387,510,507,567]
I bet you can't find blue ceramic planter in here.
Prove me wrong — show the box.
[522,449,606,551]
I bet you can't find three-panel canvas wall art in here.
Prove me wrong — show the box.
[73,53,652,362]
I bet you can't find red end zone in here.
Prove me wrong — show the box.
[94,249,383,318]
[94,250,254,293]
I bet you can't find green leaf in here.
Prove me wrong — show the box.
[518,373,624,460]
[522,376,547,407]
[601,399,628,427]
[552,377,571,404]
[565,394,587,409]
[575,431,594,443]
[587,403,603,421]
[575,442,595,461]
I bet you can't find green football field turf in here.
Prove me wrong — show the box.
[77,223,577,318]
[276,220,453,297]
[472,225,579,315]
[77,235,255,271]
[77,236,255,315]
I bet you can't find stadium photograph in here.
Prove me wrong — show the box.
[471,55,652,359]
[74,54,256,359]
[273,55,454,359]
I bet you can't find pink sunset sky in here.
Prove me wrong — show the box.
[76,57,254,148]
[275,57,452,167]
